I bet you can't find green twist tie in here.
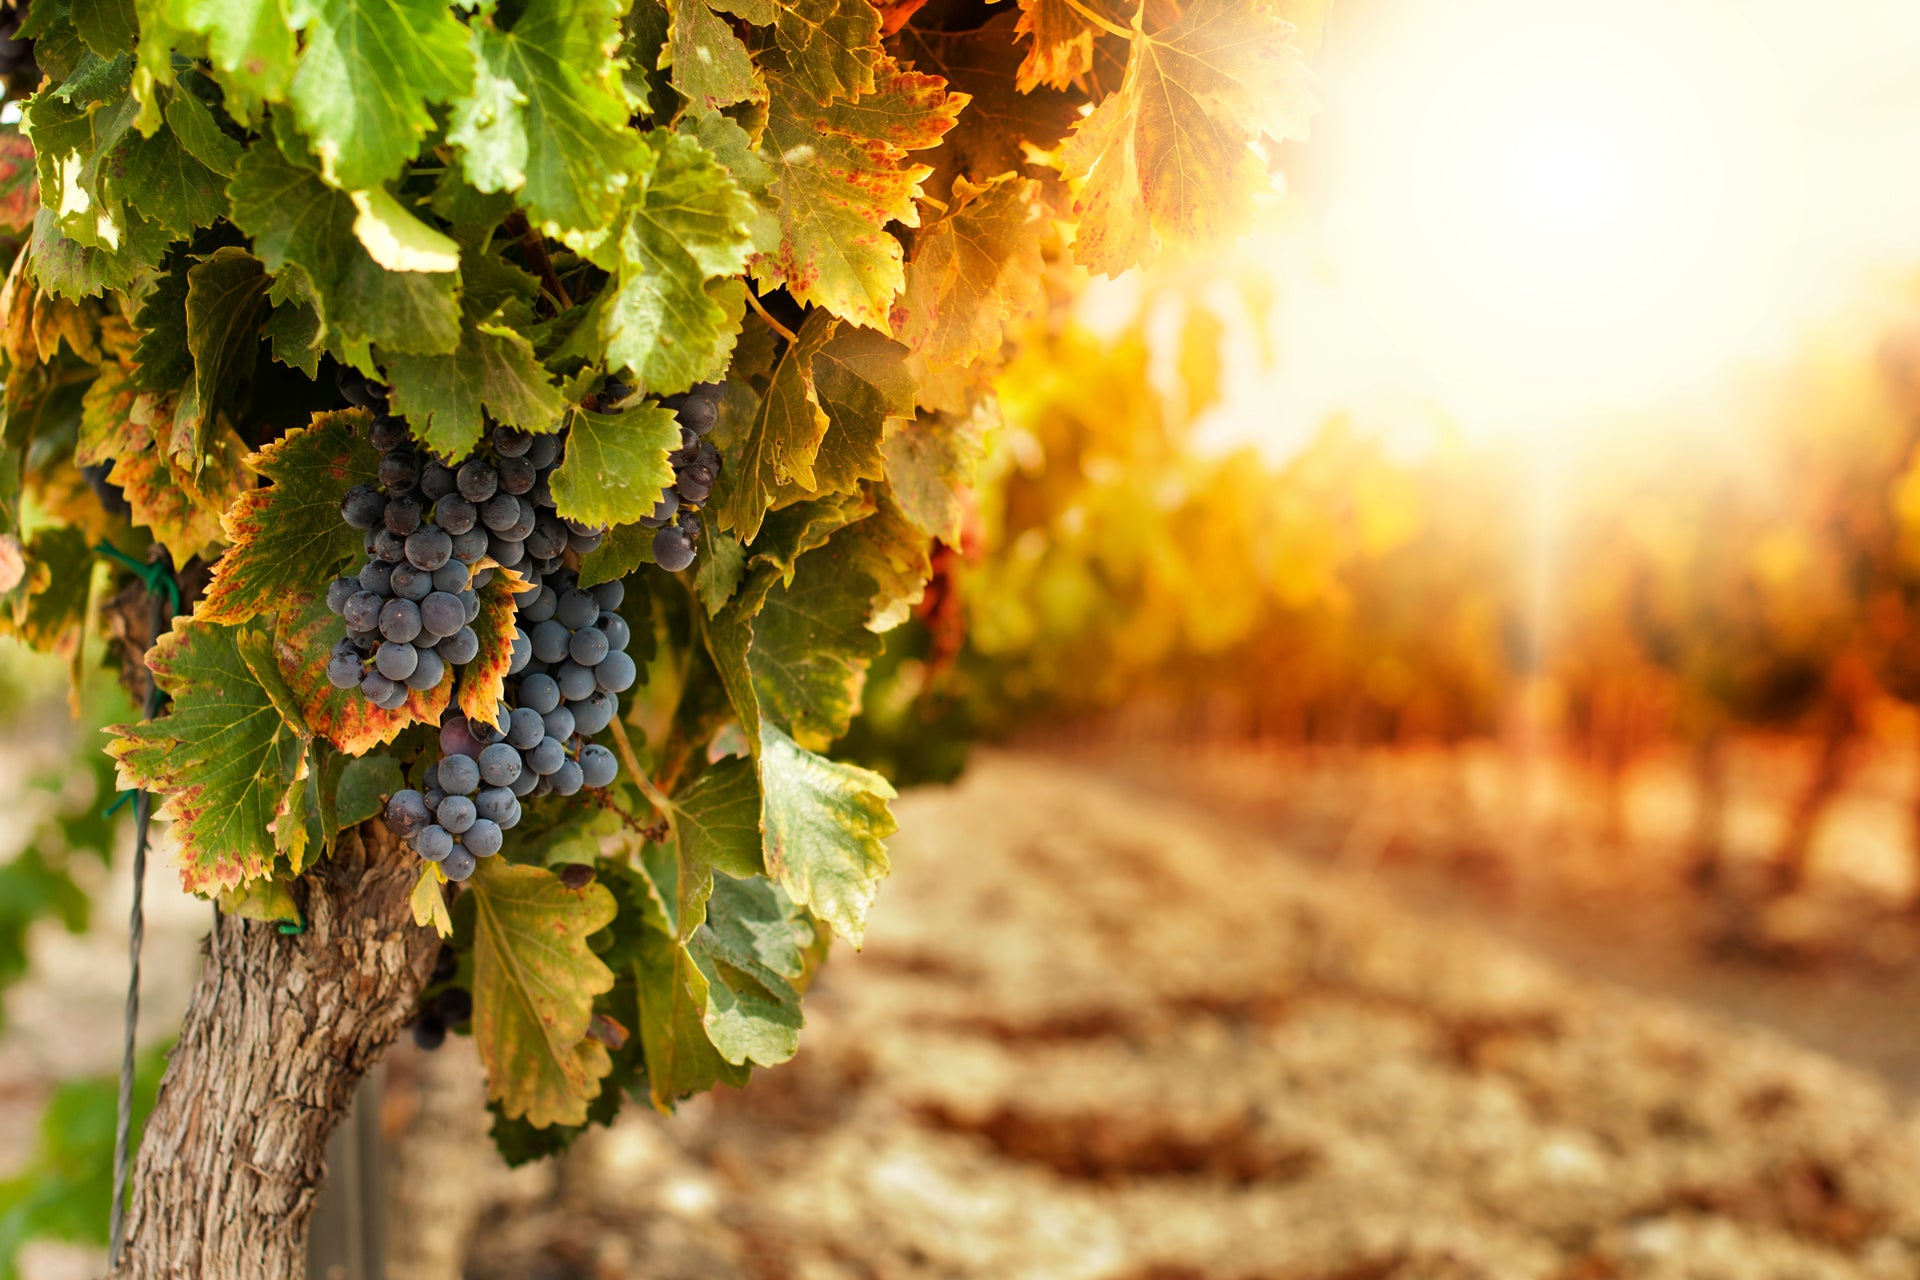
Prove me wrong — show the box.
[91,543,182,619]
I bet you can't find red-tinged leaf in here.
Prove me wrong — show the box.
[82,368,241,566]
[274,593,453,755]
[893,174,1044,380]
[197,410,380,625]
[458,565,527,730]
[1014,0,1098,92]
[106,620,312,896]
[0,128,40,233]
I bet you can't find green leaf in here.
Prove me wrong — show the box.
[1061,0,1315,275]
[285,0,473,191]
[601,130,758,394]
[768,0,882,106]
[333,752,404,829]
[229,139,461,355]
[882,403,985,547]
[196,409,379,625]
[184,246,271,459]
[107,620,311,896]
[217,876,301,924]
[792,319,912,502]
[470,859,619,1128]
[758,723,893,945]
[691,526,745,614]
[382,306,568,459]
[753,57,963,329]
[163,86,244,178]
[709,308,834,544]
[71,0,136,60]
[745,545,882,750]
[173,0,298,110]
[632,921,746,1107]
[577,520,655,587]
[548,405,681,529]
[450,0,642,246]
[746,490,871,583]
[689,873,807,1065]
[663,0,760,111]
[672,755,763,878]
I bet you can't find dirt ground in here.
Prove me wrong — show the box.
[15,741,1920,1278]
[408,748,1920,1280]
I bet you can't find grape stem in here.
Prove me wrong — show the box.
[1060,0,1131,39]
[744,289,799,344]
[607,715,673,820]
[504,210,573,311]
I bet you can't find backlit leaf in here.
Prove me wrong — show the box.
[709,308,834,543]
[893,174,1043,377]
[664,0,761,111]
[768,0,881,106]
[458,565,525,729]
[758,723,893,945]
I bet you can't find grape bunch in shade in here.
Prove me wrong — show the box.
[322,368,604,711]
[626,379,723,573]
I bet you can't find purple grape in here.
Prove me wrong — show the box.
[375,641,418,681]
[439,753,481,796]
[594,650,637,694]
[437,794,476,834]
[464,818,503,858]
[479,742,523,787]
[525,433,560,469]
[541,704,576,742]
[556,662,596,701]
[530,619,570,664]
[551,759,584,796]
[570,690,615,735]
[420,461,456,501]
[383,494,422,536]
[357,561,394,596]
[436,495,477,535]
[525,736,564,775]
[578,744,617,788]
[457,459,499,503]
[386,789,431,837]
[369,415,408,451]
[390,562,433,601]
[568,627,608,667]
[518,673,561,714]
[440,715,482,759]
[599,613,630,651]
[379,451,419,493]
[590,580,624,610]
[497,455,534,495]
[416,824,454,861]
[451,526,490,564]
[341,484,386,530]
[653,526,694,572]
[493,425,532,457]
[344,590,384,632]
[437,626,479,665]
[419,591,465,638]
[326,649,363,689]
[407,526,453,571]
[406,646,447,690]
[441,846,476,881]
[379,597,422,643]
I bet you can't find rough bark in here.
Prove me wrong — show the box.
[109,821,440,1280]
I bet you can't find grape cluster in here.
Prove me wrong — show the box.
[410,945,472,1050]
[631,380,723,573]
[323,369,604,711]
[381,571,630,881]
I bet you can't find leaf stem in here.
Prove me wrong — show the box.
[1060,0,1132,40]
[918,192,949,216]
[503,210,573,311]
[743,289,799,344]
[608,715,673,819]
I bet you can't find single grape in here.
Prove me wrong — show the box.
[653,526,695,572]
[411,1017,448,1051]
[326,649,363,689]
[419,591,465,638]
[502,500,537,542]
[674,467,713,504]
[541,704,576,742]
[326,577,358,615]
[348,628,382,653]
[378,598,422,643]
[678,511,703,540]
[488,534,527,568]
[471,568,495,590]
[440,715,482,759]
[578,744,618,788]
[479,492,519,533]
[507,632,532,676]
[640,488,678,529]
[435,494,477,535]
[493,425,532,457]
[571,691,615,736]
[508,768,540,798]
[438,794,477,834]
[451,526,490,564]
[420,462,456,502]
[518,673,561,714]
[379,450,419,493]
[526,514,568,560]
[694,440,720,472]
[601,378,633,404]
[476,786,519,824]
[457,459,499,503]
[551,759,584,796]
[373,529,407,564]
[461,590,481,624]
[472,707,509,745]
[376,641,418,681]
[431,561,471,594]
[420,760,442,792]
[383,494,423,536]
[556,662,597,702]
[439,753,481,796]
[525,736,565,775]
[677,425,700,454]
[441,846,477,882]
[530,473,556,509]
[406,526,453,571]
[344,590,384,632]
[385,789,431,838]
[423,786,446,810]
[519,586,557,623]
[416,824,454,861]
[555,589,599,630]
[438,626,481,665]
[590,580,625,611]
[464,818,503,858]
[507,707,545,750]
[529,619,569,665]
[676,396,717,434]
[568,627,609,667]
[526,433,561,469]
[478,742,523,787]
[594,650,638,694]
[497,455,534,495]
[360,670,400,704]
[369,415,409,452]
[599,612,630,652]
[567,527,604,555]
[340,484,386,530]
[338,369,381,409]
[390,562,433,601]
[406,647,446,690]
[530,774,555,798]
[357,561,394,596]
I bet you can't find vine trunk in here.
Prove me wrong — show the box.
[108,821,438,1279]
